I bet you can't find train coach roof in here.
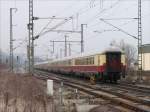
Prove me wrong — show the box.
[35,61,49,65]
[48,46,122,63]
[103,46,122,53]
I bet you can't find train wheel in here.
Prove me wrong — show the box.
[113,75,118,84]
[102,79,106,83]
[109,74,112,83]
[110,78,112,83]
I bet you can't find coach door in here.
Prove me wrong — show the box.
[106,52,121,73]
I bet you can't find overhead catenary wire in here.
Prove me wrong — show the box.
[64,0,104,30]
[13,39,28,50]
[99,19,138,40]
[14,0,16,8]
[37,17,73,38]
[86,0,139,29]
[85,17,137,33]
[84,1,141,39]
[35,0,82,37]
[37,0,148,38]
[1,0,149,63]
[85,0,121,25]
[85,18,138,41]
[39,0,120,45]
[38,18,54,36]
[99,18,138,20]
[35,0,122,40]
[69,0,121,32]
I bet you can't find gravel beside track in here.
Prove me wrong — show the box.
[34,69,150,112]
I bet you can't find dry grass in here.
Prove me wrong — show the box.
[0,67,51,112]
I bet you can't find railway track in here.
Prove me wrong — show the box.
[35,69,150,112]
[117,83,150,93]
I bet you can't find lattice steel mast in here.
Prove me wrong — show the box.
[28,0,34,74]
[138,0,142,82]
[81,24,87,53]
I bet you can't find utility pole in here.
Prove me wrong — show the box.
[50,41,55,54]
[25,60,27,72]
[64,35,67,57]
[28,0,34,74]
[16,56,19,72]
[81,24,87,53]
[10,8,17,72]
[0,6,1,64]
[138,0,142,82]
[10,8,13,72]
[60,48,63,58]
[50,40,80,58]
[0,48,2,64]
[68,43,71,56]
[51,41,55,53]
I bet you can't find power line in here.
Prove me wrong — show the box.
[86,17,137,31]
[37,17,73,38]
[83,0,142,34]
[100,19,138,39]
[13,39,28,50]
[84,18,138,42]
[99,17,138,20]
[34,0,82,36]
[38,18,54,36]
[85,0,121,24]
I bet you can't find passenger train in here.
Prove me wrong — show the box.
[37,47,126,83]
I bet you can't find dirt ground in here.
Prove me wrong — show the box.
[0,65,129,112]
[0,65,53,112]
[89,105,121,112]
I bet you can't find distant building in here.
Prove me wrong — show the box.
[140,44,150,71]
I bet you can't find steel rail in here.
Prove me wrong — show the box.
[34,69,150,112]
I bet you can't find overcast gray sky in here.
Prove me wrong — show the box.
[0,0,150,60]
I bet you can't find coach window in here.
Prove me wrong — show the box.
[81,59,84,65]
[81,58,83,65]
[92,57,94,64]
[75,60,77,65]
[80,59,82,65]
[84,58,86,65]
[82,59,84,65]
[88,58,91,65]
[78,59,80,65]
[85,58,87,65]
[79,59,81,65]
[68,60,71,65]
[75,59,80,65]
[86,58,88,65]
[90,57,93,64]
[78,59,81,65]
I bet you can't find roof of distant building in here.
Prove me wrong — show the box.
[140,44,150,53]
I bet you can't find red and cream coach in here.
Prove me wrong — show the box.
[37,47,126,83]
